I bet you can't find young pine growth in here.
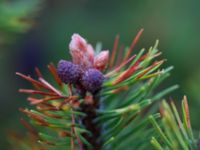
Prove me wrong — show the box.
[15,29,178,150]
[57,60,82,84]
[81,68,104,94]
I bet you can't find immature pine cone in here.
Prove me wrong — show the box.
[57,60,82,84]
[81,68,104,94]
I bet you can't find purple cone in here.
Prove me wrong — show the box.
[57,60,82,84]
[81,68,104,94]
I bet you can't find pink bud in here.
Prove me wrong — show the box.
[87,44,95,63]
[69,34,95,68]
[94,50,109,71]
[69,34,87,52]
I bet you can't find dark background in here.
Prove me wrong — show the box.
[1,0,200,149]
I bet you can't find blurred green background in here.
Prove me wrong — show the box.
[1,0,200,149]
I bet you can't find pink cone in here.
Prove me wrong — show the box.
[94,50,109,71]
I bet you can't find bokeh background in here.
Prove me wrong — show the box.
[1,0,200,149]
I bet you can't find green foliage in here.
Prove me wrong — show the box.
[98,42,178,149]
[13,32,179,150]
[149,97,198,150]
[0,0,42,45]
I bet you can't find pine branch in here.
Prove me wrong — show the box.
[13,30,178,150]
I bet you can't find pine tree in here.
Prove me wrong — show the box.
[12,30,199,150]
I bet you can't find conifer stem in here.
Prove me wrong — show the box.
[80,92,102,150]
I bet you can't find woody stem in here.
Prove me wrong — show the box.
[80,92,102,150]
